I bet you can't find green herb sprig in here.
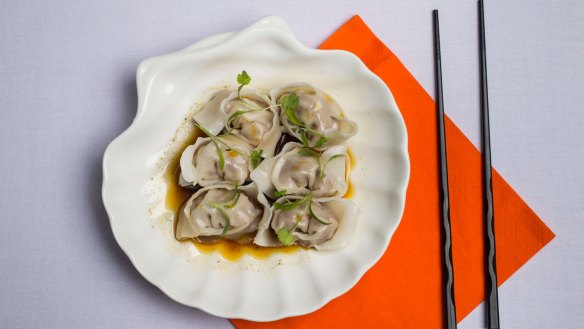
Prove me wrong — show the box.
[227,70,277,131]
[194,120,257,173]
[319,154,346,181]
[193,122,228,170]
[250,149,263,169]
[279,93,328,147]
[274,192,331,246]
[295,147,346,190]
[207,185,242,237]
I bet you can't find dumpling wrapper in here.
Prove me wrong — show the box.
[192,90,232,135]
[176,183,271,242]
[270,83,358,148]
[180,134,254,187]
[192,88,282,157]
[222,89,282,157]
[250,142,349,200]
[253,197,360,250]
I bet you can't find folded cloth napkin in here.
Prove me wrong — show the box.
[232,16,555,328]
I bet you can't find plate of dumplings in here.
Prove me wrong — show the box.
[102,16,409,321]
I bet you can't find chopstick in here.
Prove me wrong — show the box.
[478,0,500,328]
[433,10,457,329]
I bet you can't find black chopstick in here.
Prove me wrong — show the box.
[433,10,457,329]
[478,1,500,328]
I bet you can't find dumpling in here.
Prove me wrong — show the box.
[270,83,358,148]
[176,183,270,242]
[250,142,349,200]
[180,134,254,187]
[253,197,360,250]
[191,88,282,157]
[192,90,233,135]
[222,90,282,157]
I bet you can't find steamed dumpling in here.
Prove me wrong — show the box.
[270,83,358,148]
[272,200,338,247]
[222,90,282,157]
[176,183,270,242]
[253,197,360,250]
[191,88,282,157]
[192,90,233,135]
[250,142,349,200]
[180,134,254,187]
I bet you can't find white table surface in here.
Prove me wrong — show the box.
[1,1,582,328]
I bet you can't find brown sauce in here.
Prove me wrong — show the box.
[344,148,356,199]
[165,128,355,261]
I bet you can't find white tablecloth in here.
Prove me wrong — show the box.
[1,1,581,328]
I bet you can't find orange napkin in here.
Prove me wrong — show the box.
[233,16,555,328]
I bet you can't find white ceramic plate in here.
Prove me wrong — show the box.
[102,16,409,321]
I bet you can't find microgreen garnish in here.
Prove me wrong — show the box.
[274,192,331,246]
[208,205,231,237]
[212,140,225,171]
[224,190,241,209]
[273,194,309,211]
[277,227,295,246]
[280,93,300,112]
[250,149,263,169]
[229,70,277,128]
[278,92,328,148]
[237,70,251,91]
[274,190,287,198]
[194,122,249,170]
[193,122,232,170]
[207,186,241,237]
[281,94,303,126]
[308,201,330,225]
[300,130,310,147]
[235,70,260,111]
[296,147,323,189]
[319,154,346,181]
[226,108,264,128]
[218,209,231,236]
[315,136,328,148]
[277,213,303,246]
[297,147,321,158]
[274,193,330,222]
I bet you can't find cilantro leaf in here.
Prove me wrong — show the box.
[280,93,304,127]
[281,93,299,112]
[236,70,251,86]
[285,107,304,126]
[250,149,263,169]
[274,190,287,198]
[277,227,295,246]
